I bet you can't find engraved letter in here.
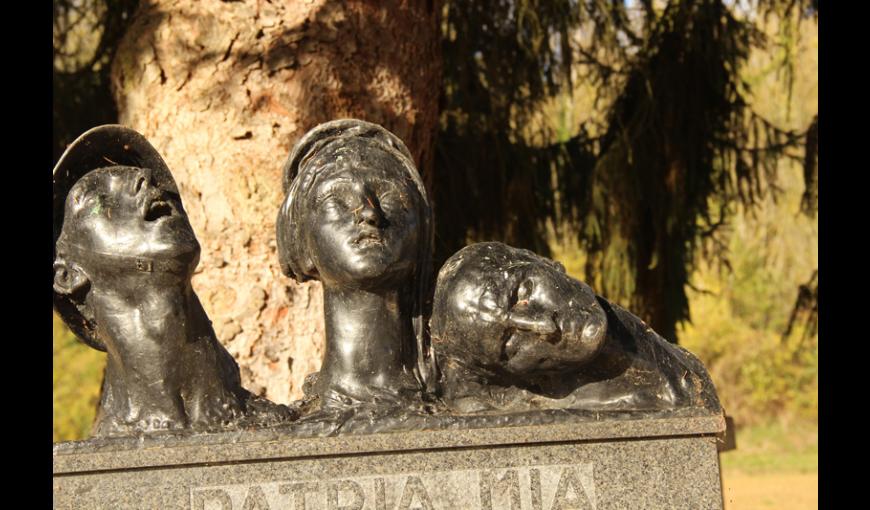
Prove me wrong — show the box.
[375,478,389,510]
[550,467,593,510]
[327,479,365,510]
[396,476,435,510]
[479,469,521,510]
[280,482,320,510]
[191,489,232,510]
[530,468,543,510]
[241,486,271,510]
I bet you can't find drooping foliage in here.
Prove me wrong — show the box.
[53,0,139,163]
[436,0,818,342]
[787,113,818,343]
[53,0,818,344]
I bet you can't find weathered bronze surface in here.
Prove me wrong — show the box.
[272,120,720,436]
[53,125,293,437]
[431,242,720,414]
[54,121,720,441]
[277,119,437,412]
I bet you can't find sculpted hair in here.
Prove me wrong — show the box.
[434,242,566,294]
[276,119,438,391]
[431,242,567,343]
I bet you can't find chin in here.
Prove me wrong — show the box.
[343,260,413,289]
[146,237,201,267]
[346,266,396,287]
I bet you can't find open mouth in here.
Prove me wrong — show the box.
[144,199,174,221]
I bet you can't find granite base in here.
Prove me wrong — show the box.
[54,414,726,509]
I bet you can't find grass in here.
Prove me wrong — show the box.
[53,312,105,442]
[720,420,818,476]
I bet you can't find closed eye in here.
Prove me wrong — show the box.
[313,179,353,208]
[509,278,534,308]
[379,190,407,210]
[317,194,344,210]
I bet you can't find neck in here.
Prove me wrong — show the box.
[91,276,244,433]
[94,276,199,353]
[316,285,418,402]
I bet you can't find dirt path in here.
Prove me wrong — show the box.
[722,473,817,510]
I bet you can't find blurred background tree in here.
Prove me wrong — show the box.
[53,0,139,162]
[54,0,817,440]
[436,0,818,343]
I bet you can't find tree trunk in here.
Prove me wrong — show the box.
[111,0,441,403]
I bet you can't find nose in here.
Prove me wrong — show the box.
[357,196,385,228]
[131,167,153,196]
[508,309,559,336]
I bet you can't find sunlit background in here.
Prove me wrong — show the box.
[54,1,817,508]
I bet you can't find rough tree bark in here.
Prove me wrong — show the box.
[111,0,441,403]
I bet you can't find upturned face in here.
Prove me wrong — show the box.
[432,244,608,377]
[302,143,421,289]
[60,166,199,271]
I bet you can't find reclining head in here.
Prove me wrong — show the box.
[431,242,608,380]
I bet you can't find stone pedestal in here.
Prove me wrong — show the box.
[53,414,725,509]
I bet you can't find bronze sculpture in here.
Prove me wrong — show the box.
[273,120,719,435]
[277,119,437,410]
[53,125,293,437]
[430,242,720,413]
[54,121,720,440]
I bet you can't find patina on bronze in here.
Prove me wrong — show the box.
[53,125,294,437]
[430,242,721,414]
[53,120,721,442]
[277,119,437,412]
[271,121,719,437]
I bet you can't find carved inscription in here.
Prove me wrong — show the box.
[191,463,595,509]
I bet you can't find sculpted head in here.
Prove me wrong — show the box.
[52,126,300,436]
[430,243,608,378]
[277,119,438,391]
[277,119,430,291]
[53,125,199,350]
